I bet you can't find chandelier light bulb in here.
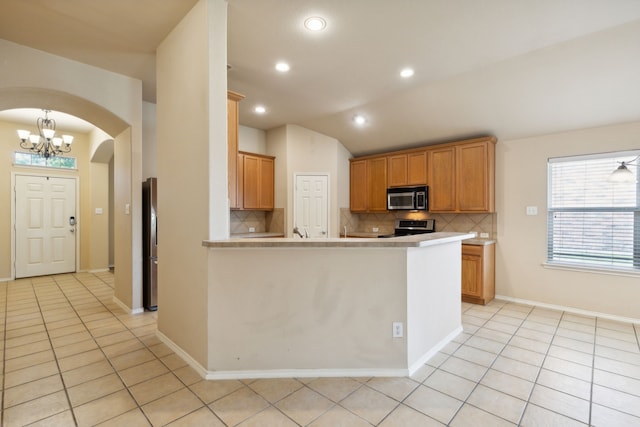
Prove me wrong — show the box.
[17,129,30,141]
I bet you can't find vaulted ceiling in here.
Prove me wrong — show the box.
[1,0,639,155]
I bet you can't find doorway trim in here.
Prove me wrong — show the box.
[293,172,331,238]
[11,171,80,280]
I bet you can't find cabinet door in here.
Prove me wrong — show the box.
[350,160,367,212]
[428,147,456,211]
[227,91,244,209]
[367,157,388,212]
[458,141,493,212]
[461,246,483,298]
[259,157,274,210]
[387,154,407,187]
[235,153,244,209]
[242,155,260,209]
[407,151,427,185]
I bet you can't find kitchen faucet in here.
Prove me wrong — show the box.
[293,226,304,238]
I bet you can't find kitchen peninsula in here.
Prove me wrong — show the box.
[201,232,473,379]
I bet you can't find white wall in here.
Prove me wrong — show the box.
[156,0,227,369]
[496,121,640,320]
[267,124,352,237]
[238,125,266,154]
[142,101,157,180]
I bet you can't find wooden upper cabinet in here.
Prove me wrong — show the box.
[350,136,495,213]
[238,152,275,211]
[428,146,456,211]
[428,137,496,213]
[227,90,244,209]
[407,151,427,185]
[367,157,388,212]
[349,156,387,212]
[457,141,495,212]
[350,159,368,212]
[259,156,274,210]
[388,155,408,187]
[388,151,427,187]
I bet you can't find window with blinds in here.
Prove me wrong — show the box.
[547,151,639,270]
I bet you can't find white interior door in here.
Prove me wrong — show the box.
[15,175,77,278]
[295,174,329,238]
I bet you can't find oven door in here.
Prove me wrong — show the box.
[387,192,415,210]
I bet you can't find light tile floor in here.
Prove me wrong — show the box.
[1,272,640,426]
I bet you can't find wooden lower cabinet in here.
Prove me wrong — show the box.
[461,243,495,305]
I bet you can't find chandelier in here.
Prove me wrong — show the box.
[17,109,73,158]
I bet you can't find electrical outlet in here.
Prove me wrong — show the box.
[392,322,403,338]
[480,232,489,238]
[372,227,379,232]
[249,227,255,232]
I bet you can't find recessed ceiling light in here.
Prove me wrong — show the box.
[400,68,415,78]
[353,115,367,126]
[275,62,290,72]
[304,16,326,31]
[254,105,266,114]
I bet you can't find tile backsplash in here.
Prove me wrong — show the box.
[340,208,497,239]
[230,208,285,234]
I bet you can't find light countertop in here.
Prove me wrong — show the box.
[204,232,475,248]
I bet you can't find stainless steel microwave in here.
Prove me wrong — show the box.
[387,186,428,211]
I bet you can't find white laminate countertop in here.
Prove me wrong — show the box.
[204,232,475,248]
[462,238,496,246]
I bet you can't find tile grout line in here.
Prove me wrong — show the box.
[48,273,150,426]
[1,280,8,427]
[589,317,598,427]
[463,303,534,426]
[74,272,232,426]
[22,276,79,426]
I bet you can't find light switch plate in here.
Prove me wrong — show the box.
[526,206,538,216]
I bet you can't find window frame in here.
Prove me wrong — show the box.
[13,151,78,170]
[546,150,640,275]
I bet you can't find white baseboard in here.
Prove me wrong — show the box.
[112,296,144,315]
[88,268,110,273]
[0,277,12,282]
[204,368,409,380]
[156,330,209,379]
[156,330,418,381]
[408,325,463,376]
[495,295,640,325]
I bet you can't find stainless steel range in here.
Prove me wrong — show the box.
[378,219,436,238]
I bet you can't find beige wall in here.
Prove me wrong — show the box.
[238,125,266,153]
[496,121,640,319]
[0,120,90,277]
[156,0,227,368]
[142,101,157,180]
[0,38,143,311]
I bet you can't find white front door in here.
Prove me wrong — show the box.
[15,175,77,278]
[294,174,329,238]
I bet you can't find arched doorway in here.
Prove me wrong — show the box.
[0,87,142,313]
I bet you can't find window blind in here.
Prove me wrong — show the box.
[547,151,640,270]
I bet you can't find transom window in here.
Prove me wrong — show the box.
[547,151,639,271]
[14,151,77,170]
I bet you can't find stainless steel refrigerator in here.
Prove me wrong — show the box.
[142,177,158,311]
